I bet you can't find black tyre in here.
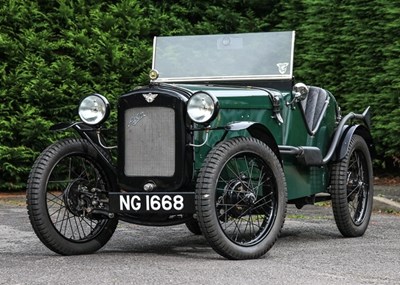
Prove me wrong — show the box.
[26,138,118,255]
[195,137,287,260]
[330,135,373,237]
[185,218,202,235]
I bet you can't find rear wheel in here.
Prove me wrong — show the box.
[195,137,287,260]
[26,138,118,255]
[330,135,373,237]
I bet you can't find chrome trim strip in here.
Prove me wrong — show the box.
[151,36,157,70]
[290,31,295,77]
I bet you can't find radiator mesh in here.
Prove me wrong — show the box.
[124,107,175,176]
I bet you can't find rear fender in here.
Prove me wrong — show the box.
[335,125,375,161]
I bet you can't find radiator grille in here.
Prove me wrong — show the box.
[124,107,175,177]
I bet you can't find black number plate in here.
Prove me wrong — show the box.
[109,192,195,214]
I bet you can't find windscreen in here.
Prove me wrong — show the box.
[152,31,294,82]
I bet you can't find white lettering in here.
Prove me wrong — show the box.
[130,195,141,211]
[174,195,184,211]
[150,195,161,211]
[120,194,186,212]
[162,195,172,211]
[120,195,130,210]
[146,195,150,211]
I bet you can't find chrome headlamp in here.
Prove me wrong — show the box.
[187,91,219,125]
[78,94,110,125]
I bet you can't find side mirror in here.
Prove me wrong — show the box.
[292,83,309,102]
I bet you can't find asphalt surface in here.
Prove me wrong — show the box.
[373,184,400,212]
[0,186,399,285]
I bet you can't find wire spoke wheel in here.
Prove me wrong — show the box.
[215,154,276,246]
[45,155,108,242]
[27,139,118,255]
[331,134,373,237]
[196,137,286,260]
[346,150,369,225]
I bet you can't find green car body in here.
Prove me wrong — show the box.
[184,84,338,200]
[26,31,374,260]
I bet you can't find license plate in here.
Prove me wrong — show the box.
[109,192,195,214]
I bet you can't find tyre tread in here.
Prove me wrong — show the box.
[330,135,373,237]
[26,138,118,255]
[195,137,287,259]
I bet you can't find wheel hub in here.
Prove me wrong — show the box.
[64,178,90,216]
[219,179,257,218]
[347,179,366,202]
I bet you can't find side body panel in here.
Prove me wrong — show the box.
[184,84,338,200]
[281,92,338,199]
[186,87,283,172]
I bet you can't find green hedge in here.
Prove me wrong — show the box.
[1,0,399,191]
[0,0,283,190]
[0,1,150,189]
[280,0,400,169]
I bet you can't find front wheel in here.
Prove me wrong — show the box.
[195,137,287,260]
[330,135,373,237]
[26,138,118,255]
[185,218,202,235]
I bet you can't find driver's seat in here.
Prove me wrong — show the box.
[300,86,329,135]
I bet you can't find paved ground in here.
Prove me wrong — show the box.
[0,193,399,285]
[373,184,400,213]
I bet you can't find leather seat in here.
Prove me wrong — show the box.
[300,86,329,134]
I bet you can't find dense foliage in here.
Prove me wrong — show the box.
[280,0,400,170]
[0,0,399,191]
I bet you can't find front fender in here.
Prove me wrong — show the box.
[50,122,116,174]
[50,122,98,141]
[50,122,109,149]
[224,121,281,161]
[225,121,257,131]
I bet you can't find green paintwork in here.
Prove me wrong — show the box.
[179,84,339,201]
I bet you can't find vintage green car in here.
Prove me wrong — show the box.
[26,31,374,260]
